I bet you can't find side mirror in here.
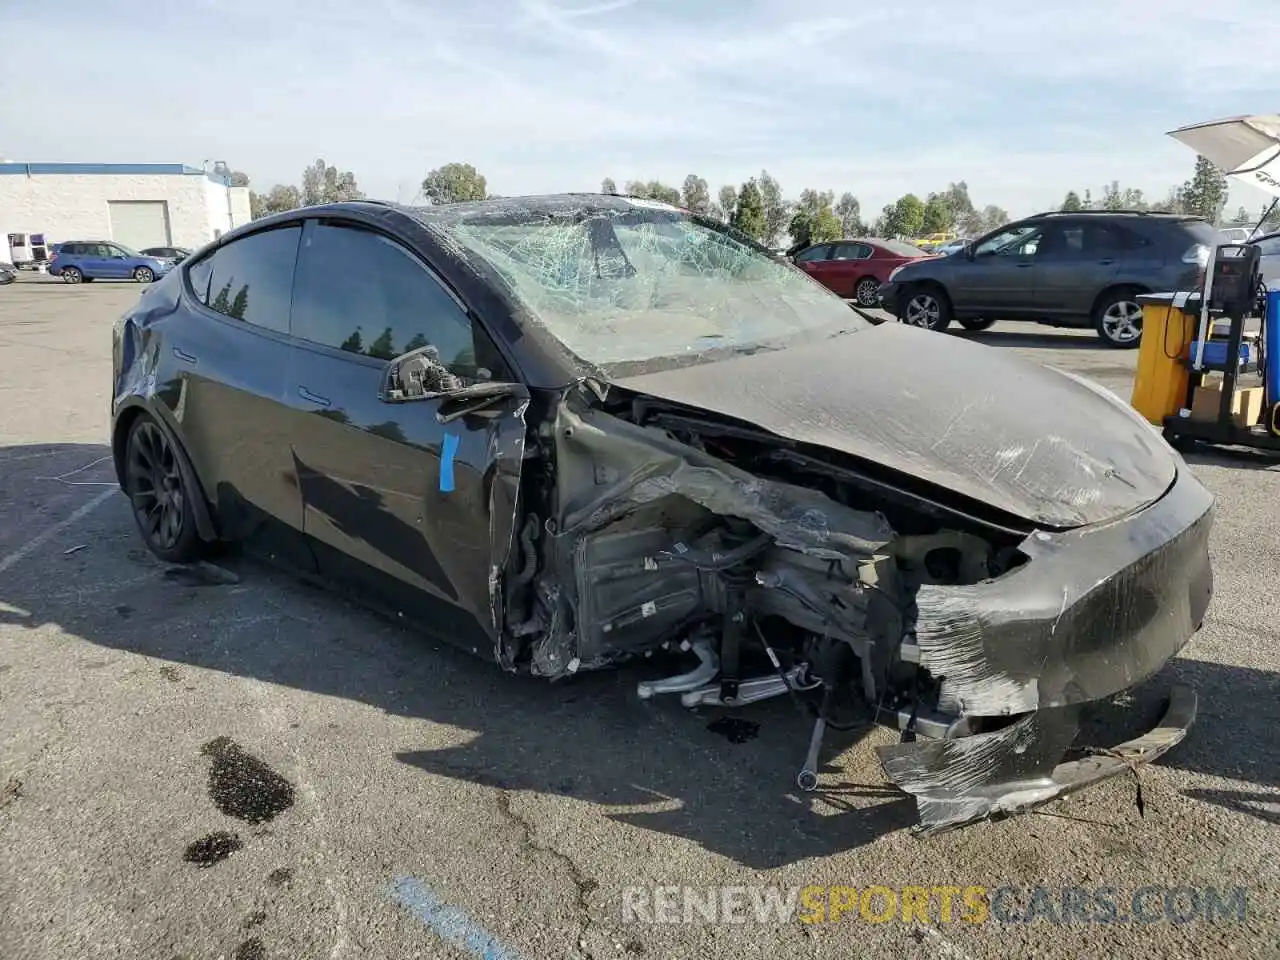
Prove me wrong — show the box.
[379,345,528,423]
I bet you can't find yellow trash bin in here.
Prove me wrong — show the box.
[1130,293,1196,425]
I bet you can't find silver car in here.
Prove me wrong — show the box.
[1250,231,1280,285]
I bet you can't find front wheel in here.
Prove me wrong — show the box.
[1094,290,1143,348]
[133,266,155,283]
[854,277,880,307]
[123,415,203,563]
[900,284,953,332]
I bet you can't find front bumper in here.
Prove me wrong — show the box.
[878,463,1213,832]
[876,280,901,314]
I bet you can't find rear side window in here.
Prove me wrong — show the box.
[201,226,301,333]
[830,243,872,260]
[291,221,484,376]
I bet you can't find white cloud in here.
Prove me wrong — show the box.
[1,0,1278,217]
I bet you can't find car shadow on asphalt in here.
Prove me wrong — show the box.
[2,443,1275,868]
[956,328,1111,350]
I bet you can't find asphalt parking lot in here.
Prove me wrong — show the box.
[0,276,1276,960]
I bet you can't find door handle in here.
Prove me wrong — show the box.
[1016,262,1034,268]
[297,385,331,407]
[173,347,197,364]
[1097,258,1116,265]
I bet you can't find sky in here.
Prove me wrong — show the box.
[3,0,1280,220]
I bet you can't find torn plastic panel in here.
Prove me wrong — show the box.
[878,685,1197,835]
[908,471,1214,717]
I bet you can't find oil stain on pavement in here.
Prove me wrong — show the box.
[706,716,760,744]
[182,831,243,867]
[200,737,295,824]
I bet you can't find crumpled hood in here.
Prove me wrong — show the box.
[611,322,1177,529]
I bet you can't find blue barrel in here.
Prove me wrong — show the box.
[1268,289,1280,408]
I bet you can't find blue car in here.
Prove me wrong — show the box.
[48,241,172,284]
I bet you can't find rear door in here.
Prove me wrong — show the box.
[283,217,524,638]
[1031,220,1124,318]
[951,223,1042,314]
[172,225,307,551]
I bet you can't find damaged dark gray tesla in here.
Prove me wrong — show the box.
[110,194,1213,833]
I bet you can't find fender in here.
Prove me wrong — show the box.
[112,397,219,543]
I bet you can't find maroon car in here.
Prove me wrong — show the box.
[793,238,935,307]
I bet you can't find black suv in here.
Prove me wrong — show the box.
[877,211,1220,347]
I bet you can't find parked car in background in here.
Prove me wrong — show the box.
[0,261,16,285]
[933,238,971,256]
[140,246,193,264]
[1217,226,1255,244]
[1249,231,1280,285]
[877,210,1219,347]
[793,238,935,306]
[48,242,173,284]
[916,231,958,251]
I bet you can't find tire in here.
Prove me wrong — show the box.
[900,284,953,332]
[61,266,83,284]
[957,317,997,331]
[854,277,880,307]
[123,415,203,563]
[133,266,155,283]
[1094,289,1143,348]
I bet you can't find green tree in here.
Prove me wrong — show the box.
[404,332,429,352]
[210,280,232,315]
[1061,190,1084,212]
[601,177,617,195]
[975,204,1010,234]
[882,194,925,238]
[367,328,396,360]
[422,162,487,205]
[730,179,767,240]
[250,184,301,219]
[368,421,408,443]
[940,182,976,233]
[757,170,789,246]
[788,189,840,247]
[339,328,364,354]
[681,174,711,215]
[1179,156,1229,222]
[623,180,681,204]
[301,158,362,205]
[229,170,250,187]
[228,285,249,320]
[921,193,953,234]
[834,192,864,236]
[716,184,737,222]
[1099,181,1147,211]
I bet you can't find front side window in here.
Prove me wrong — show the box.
[793,244,831,262]
[974,224,1041,257]
[446,206,867,375]
[830,243,872,261]
[202,225,301,332]
[291,222,482,375]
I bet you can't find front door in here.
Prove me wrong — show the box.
[101,244,134,278]
[283,218,525,648]
[951,223,1042,315]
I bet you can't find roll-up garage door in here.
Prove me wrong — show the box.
[108,201,172,250]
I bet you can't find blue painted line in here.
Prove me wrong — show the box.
[390,877,526,960]
[440,432,460,493]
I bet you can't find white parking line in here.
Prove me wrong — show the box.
[0,487,120,576]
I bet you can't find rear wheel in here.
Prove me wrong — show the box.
[957,317,997,331]
[854,277,880,307]
[123,415,202,563]
[1094,289,1143,348]
[133,266,155,283]
[900,284,953,332]
[61,266,83,284]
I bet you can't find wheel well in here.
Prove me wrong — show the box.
[1090,283,1148,320]
[111,405,145,488]
[112,405,219,542]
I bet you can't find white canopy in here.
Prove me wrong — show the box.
[1167,114,1280,199]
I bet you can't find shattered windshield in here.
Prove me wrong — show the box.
[447,206,867,375]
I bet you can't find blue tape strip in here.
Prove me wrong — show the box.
[439,432,460,493]
[390,877,525,960]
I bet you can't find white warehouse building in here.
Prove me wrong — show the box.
[0,162,252,264]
